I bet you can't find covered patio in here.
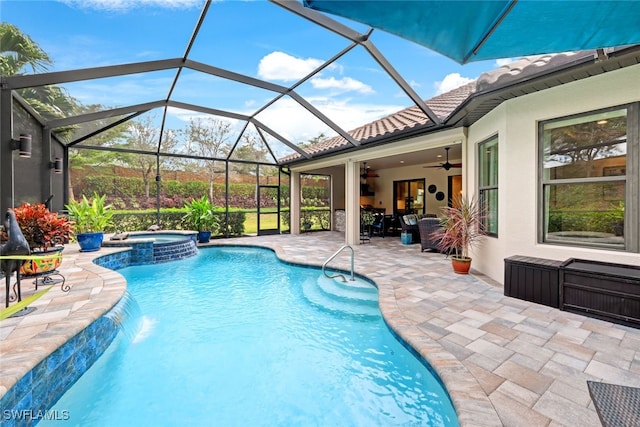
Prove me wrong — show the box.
[2,232,639,426]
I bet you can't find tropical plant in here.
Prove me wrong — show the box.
[360,210,376,226]
[0,23,79,139]
[182,196,218,232]
[0,23,51,75]
[65,193,114,234]
[432,195,486,260]
[0,203,73,252]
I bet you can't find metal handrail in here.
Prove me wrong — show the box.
[322,244,355,282]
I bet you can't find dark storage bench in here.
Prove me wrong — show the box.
[560,259,640,328]
[504,256,562,308]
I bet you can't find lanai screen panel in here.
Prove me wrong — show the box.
[293,45,413,134]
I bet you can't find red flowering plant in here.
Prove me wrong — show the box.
[0,203,74,252]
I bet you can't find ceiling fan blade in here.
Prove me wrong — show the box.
[423,164,444,168]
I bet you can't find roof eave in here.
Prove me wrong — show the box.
[447,45,640,127]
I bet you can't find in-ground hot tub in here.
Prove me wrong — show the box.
[103,231,198,264]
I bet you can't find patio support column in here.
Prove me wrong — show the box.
[345,159,359,245]
[0,88,14,214]
[40,128,52,206]
[290,171,300,234]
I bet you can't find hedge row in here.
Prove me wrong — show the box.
[76,175,329,209]
[547,210,624,235]
[78,175,329,200]
[111,211,246,237]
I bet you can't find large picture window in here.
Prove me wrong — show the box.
[539,106,638,250]
[478,136,498,236]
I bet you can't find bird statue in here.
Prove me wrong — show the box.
[1,210,31,308]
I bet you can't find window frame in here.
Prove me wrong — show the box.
[478,134,499,237]
[537,103,639,252]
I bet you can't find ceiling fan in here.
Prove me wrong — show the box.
[361,162,379,178]
[423,147,462,171]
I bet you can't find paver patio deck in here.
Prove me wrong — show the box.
[1,231,639,426]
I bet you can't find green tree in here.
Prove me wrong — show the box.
[182,117,231,202]
[113,116,178,198]
[0,23,51,75]
[297,132,328,150]
[0,23,79,141]
[231,131,271,176]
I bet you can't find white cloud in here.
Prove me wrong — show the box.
[253,97,403,144]
[495,58,516,67]
[434,73,474,95]
[60,0,202,11]
[257,52,324,82]
[310,77,374,94]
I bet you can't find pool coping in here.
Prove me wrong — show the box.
[0,236,500,426]
[0,245,128,403]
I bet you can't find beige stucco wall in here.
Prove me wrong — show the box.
[467,64,640,283]
[291,64,639,282]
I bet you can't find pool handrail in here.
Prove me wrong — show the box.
[322,244,355,282]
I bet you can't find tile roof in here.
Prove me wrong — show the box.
[282,81,477,162]
[281,48,613,164]
[475,51,594,91]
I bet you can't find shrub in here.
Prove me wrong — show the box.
[1,203,73,251]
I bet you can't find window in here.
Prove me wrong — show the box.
[478,136,498,236]
[539,105,638,251]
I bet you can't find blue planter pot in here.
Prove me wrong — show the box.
[401,232,412,245]
[197,231,212,243]
[77,232,104,252]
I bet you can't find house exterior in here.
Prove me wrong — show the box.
[284,46,640,284]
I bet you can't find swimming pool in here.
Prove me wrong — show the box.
[42,246,458,426]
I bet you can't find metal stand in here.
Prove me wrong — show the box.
[360,225,371,244]
[33,270,69,292]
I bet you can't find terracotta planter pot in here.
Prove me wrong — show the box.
[451,257,472,274]
[20,247,64,276]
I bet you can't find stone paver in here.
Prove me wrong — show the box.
[1,231,639,426]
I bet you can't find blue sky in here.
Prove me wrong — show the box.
[2,0,509,149]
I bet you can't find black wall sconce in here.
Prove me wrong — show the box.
[11,134,32,158]
[50,157,63,174]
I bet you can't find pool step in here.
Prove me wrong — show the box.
[316,275,378,305]
[301,276,380,319]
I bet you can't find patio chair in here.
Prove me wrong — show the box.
[418,217,442,252]
[371,213,385,237]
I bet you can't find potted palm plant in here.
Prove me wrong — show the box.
[65,193,114,252]
[0,202,73,276]
[432,195,486,274]
[182,196,218,243]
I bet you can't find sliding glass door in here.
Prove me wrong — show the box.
[393,179,425,216]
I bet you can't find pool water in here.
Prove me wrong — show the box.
[126,232,189,243]
[43,247,458,426]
